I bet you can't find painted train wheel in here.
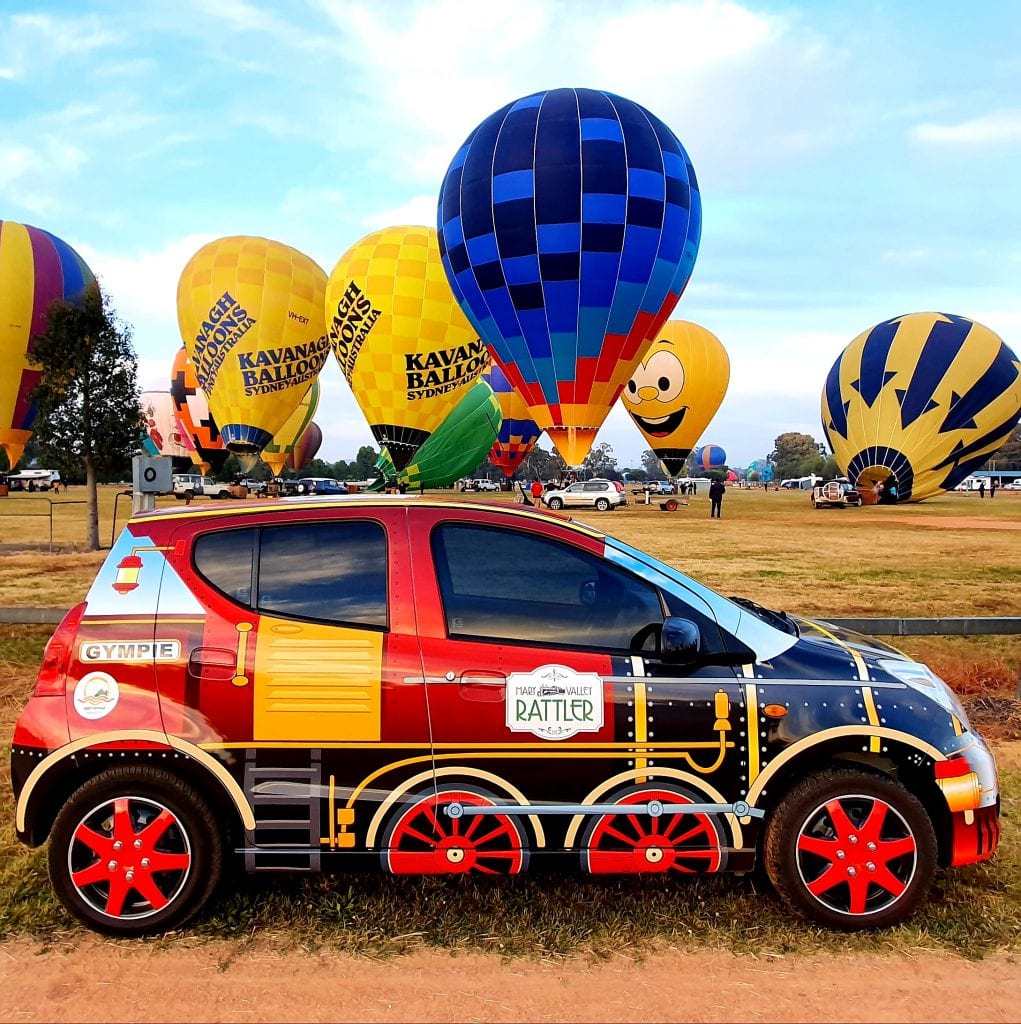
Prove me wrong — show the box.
[382,784,529,875]
[764,769,937,930]
[582,785,725,874]
[48,767,222,936]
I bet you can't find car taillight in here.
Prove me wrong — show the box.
[34,602,87,696]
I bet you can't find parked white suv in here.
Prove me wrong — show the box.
[172,474,231,500]
[542,479,627,511]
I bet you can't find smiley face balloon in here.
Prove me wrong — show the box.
[622,320,729,476]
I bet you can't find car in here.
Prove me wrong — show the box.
[1003,480,1021,490]
[543,479,627,511]
[473,479,500,492]
[811,479,863,509]
[294,477,348,495]
[10,496,998,935]
[171,474,231,500]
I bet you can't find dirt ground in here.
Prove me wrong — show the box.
[2,939,1020,1023]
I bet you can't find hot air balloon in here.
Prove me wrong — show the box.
[438,87,701,467]
[262,379,319,476]
[373,379,502,490]
[746,459,774,482]
[694,444,727,471]
[326,225,488,471]
[170,346,229,476]
[177,236,329,469]
[621,320,729,477]
[483,362,542,477]
[0,221,95,468]
[286,421,323,472]
[140,391,190,465]
[822,312,1021,502]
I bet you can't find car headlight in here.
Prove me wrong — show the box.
[877,659,971,731]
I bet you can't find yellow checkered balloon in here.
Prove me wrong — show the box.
[326,225,488,471]
[177,236,328,464]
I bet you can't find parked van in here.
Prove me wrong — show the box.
[6,469,61,491]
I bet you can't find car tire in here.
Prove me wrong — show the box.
[217,490,230,500]
[547,497,564,510]
[184,490,195,501]
[763,768,936,931]
[48,766,223,937]
[595,498,610,511]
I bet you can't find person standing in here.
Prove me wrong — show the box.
[530,478,544,508]
[978,479,986,499]
[990,479,998,499]
[709,477,725,519]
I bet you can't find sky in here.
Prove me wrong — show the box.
[2,0,1019,470]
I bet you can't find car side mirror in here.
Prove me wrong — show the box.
[661,616,701,665]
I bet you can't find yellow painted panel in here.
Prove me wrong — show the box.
[253,617,383,742]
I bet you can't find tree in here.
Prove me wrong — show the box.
[30,284,140,550]
[769,432,823,482]
[519,444,567,483]
[353,445,379,479]
[640,449,666,481]
[582,441,619,480]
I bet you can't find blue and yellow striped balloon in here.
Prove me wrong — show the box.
[822,312,1021,501]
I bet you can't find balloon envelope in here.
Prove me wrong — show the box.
[438,87,701,466]
[262,379,319,475]
[746,459,774,482]
[483,363,541,477]
[374,379,502,489]
[0,220,95,467]
[177,236,328,461]
[621,320,729,476]
[287,421,323,472]
[170,345,229,475]
[140,391,190,462]
[694,444,727,470]
[326,225,488,472]
[822,312,1021,501]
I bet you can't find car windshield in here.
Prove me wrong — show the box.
[726,595,799,636]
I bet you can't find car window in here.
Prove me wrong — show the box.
[583,482,602,491]
[257,520,388,628]
[193,528,256,605]
[432,523,663,650]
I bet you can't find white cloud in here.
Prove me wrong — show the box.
[76,233,217,344]
[360,194,438,230]
[911,109,1021,145]
[0,138,88,215]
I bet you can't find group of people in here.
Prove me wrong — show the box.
[873,477,899,504]
[977,479,998,498]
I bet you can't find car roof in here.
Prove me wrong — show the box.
[131,494,604,537]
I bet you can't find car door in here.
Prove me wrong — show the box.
[155,506,430,866]
[403,506,745,876]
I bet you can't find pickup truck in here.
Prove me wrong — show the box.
[811,479,863,509]
[171,474,232,500]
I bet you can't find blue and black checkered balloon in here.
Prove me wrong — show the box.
[437,88,700,466]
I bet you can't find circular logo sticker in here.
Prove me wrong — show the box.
[73,672,120,720]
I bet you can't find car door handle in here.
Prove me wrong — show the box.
[458,672,506,702]
[187,647,236,682]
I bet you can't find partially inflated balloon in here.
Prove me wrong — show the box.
[0,221,95,467]
[621,321,728,476]
[170,346,229,475]
[822,312,1021,501]
[287,421,323,472]
[374,380,501,489]
[326,225,488,471]
[746,459,773,482]
[438,87,701,466]
[483,363,541,477]
[694,444,726,471]
[177,236,328,465]
[262,379,319,475]
[140,391,189,463]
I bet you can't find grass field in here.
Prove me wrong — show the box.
[1,486,1019,952]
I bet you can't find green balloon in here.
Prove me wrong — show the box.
[374,380,502,489]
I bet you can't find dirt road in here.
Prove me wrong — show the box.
[1,939,1018,1023]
